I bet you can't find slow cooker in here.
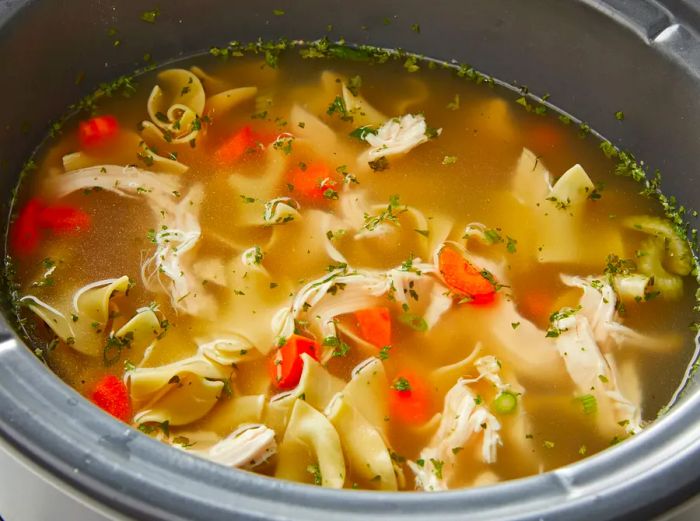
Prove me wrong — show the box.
[1,0,700,519]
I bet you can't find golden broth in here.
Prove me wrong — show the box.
[7,50,698,491]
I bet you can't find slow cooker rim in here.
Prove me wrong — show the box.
[1,0,700,519]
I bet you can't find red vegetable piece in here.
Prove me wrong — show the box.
[268,334,319,390]
[288,162,341,201]
[91,375,131,422]
[438,246,497,305]
[215,125,265,163]
[389,371,432,425]
[38,205,91,234]
[530,122,563,152]
[78,115,119,149]
[355,307,391,348]
[10,199,44,256]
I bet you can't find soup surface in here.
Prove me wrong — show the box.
[6,47,699,491]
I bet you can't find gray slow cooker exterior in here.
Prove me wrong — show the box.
[1,0,700,519]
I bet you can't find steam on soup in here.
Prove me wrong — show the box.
[7,47,698,492]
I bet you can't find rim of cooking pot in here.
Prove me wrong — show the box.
[1,0,700,519]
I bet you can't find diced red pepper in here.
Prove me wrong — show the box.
[288,162,341,201]
[37,205,91,234]
[355,307,391,348]
[389,371,432,425]
[10,199,44,256]
[78,115,119,149]
[215,125,266,163]
[268,334,319,390]
[91,375,131,422]
[438,246,497,305]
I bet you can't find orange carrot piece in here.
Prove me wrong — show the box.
[91,375,131,422]
[521,291,554,323]
[268,334,319,390]
[355,307,391,348]
[215,125,263,163]
[288,162,341,201]
[438,246,496,303]
[530,122,562,151]
[389,371,432,425]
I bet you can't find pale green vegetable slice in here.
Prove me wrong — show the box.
[623,215,692,276]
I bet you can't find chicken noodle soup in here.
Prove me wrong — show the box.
[7,46,699,491]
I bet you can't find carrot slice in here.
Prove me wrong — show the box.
[10,199,44,256]
[438,246,496,304]
[355,307,391,348]
[389,371,432,424]
[288,162,341,201]
[215,125,265,163]
[268,334,319,390]
[530,122,563,151]
[91,375,131,422]
[37,205,91,234]
[79,115,119,149]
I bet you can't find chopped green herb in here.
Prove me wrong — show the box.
[307,464,322,486]
[545,306,582,338]
[323,336,350,357]
[140,8,160,23]
[379,345,392,360]
[349,125,377,141]
[362,194,407,231]
[392,376,412,391]
[326,95,353,121]
[173,436,196,448]
[484,228,504,245]
[399,312,428,332]
[323,188,339,200]
[603,254,636,277]
[442,155,457,165]
[404,55,420,73]
[346,75,362,96]
[369,156,390,171]
[446,94,460,111]
[430,458,444,479]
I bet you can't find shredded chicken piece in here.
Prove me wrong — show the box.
[562,275,679,352]
[204,424,277,469]
[462,355,510,393]
[553,310,642,434]
[271,259,452,361]
[365,114,439,160]
[408,379,502,491]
